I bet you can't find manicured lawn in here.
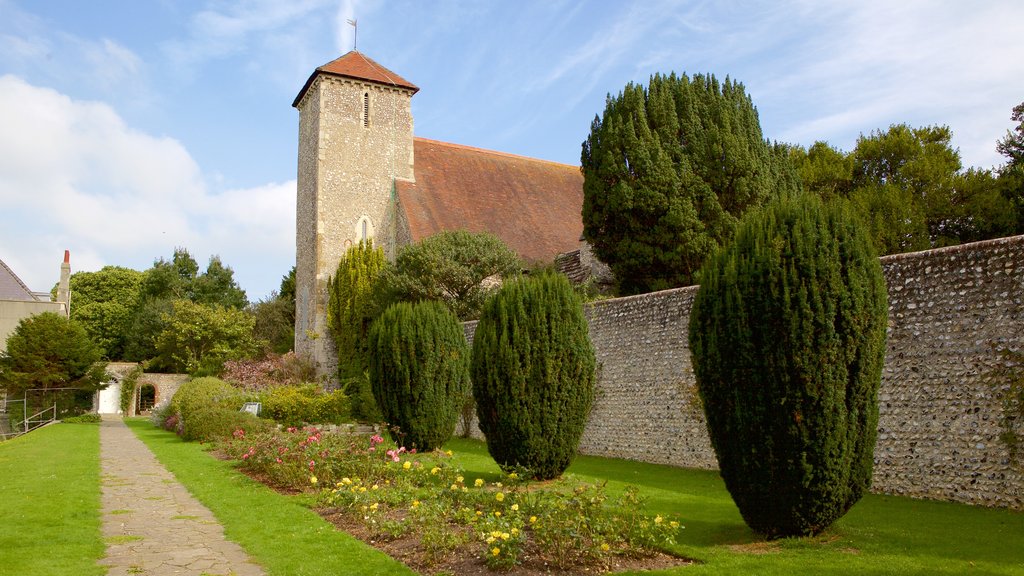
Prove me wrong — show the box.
[446,437,1024,575]
[124,418,415,576]
[0,422,105,576]
[127,418,1024,575]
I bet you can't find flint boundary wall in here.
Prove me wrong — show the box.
[464,235,1024,509]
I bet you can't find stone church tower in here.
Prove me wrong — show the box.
[291,51,418,371]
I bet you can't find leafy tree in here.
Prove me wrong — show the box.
[581,72,797,294]
[689,193,887,538]
[471,271,596,480]
[368,301,470,450]
[996,101,1024,234]
[327,240,386,421]
[851,124,961,250]
[65,266,144,359]
[0,312,108,395]
[153,299,263,375]
[124,248,250,364]
[788,141,854,201]
[193,256,248,309]
[378,230,521,320]
[251,267,297,355]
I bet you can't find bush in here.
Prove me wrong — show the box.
[259,384,349,427]
[169,377,245,434]
[471,271,596,480]
[180,406,275,443]
[61,413,101,423]
[368,301,470,451]
[689,193,888,538]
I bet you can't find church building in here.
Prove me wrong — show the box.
[292,51,587,372]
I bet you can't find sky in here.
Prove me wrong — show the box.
[1,0,1022,301]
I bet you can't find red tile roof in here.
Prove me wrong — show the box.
[293,51,418,107]
[396,138,584,264]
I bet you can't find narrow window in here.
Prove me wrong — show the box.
[363,92,370,128]
[361,219,368,240]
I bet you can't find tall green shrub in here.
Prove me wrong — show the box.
[327,240,386,421]
[168,376,244,434]
[471,271,596,480]
[689,193,888,538]
[368,301,470,450]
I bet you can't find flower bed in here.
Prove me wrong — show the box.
[219,426,691,574]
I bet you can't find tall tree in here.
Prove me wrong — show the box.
[250,267,296,355]
[0,312,107,394]
[851,124,962,250]
[378,230,522,320]
[327,240,386,421]
[65,266,144,359]
[581,72,796,294]
[152,300,262,376]
[996,101,1024,233]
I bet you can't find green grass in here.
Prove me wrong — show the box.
[124,418,415,576]
[125,419,1024,576]
[446,437,1024,575]
[0,422,105,576]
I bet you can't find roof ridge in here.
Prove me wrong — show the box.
[354,51,401,89]
[413,137,580,170]
[0,257,38,301]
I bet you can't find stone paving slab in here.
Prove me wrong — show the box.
[99,417,266,576]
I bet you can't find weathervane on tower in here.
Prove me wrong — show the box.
[347,18,357,51]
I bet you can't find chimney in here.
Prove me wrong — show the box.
[57,250,71,316]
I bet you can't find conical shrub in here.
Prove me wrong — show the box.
[689,193,888,538]
[368,300,470,451]
[471,271,596,480]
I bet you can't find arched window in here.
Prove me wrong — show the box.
[354,216,374,241]
[363,92,370,128]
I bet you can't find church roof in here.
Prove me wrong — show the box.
[0,258,39,301]
[293,51,418,107]
[396,138,584,264]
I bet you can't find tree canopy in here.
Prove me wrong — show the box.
[65,266,144,359]
[0,312,107,394]
[581,72,797,295]
[377,230,522,320]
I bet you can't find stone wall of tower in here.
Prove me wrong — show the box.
[294,74,415,378]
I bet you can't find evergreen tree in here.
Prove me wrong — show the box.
[327,240,386,421]
[689,193,888,538]
[368,301,470,450]
[471,271,596,480]
[581,72,796,295]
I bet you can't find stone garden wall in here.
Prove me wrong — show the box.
[464,235,1024,509]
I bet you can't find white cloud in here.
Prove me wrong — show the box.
[0,75,294,300]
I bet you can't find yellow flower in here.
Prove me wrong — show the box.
[495,492,505,502]
[450,484,459,491]
[412,500,420,508]
[491,547,501,556]
[430,467,440,475]
[529,516,537,524]
[600,543,610,552]
[474,478,484,487]
[370,502,379,511]
[341,477,352,485]
[486,536,495,544]
[456,475,464,483]
[510,504,519,511]
[508,472,518,480]
[500,532,510,540]
[359,487,367,493]
[371,484,379,491]
[475,511,483,516]
[510,528,519,536]
[494,511,502,517]
[310,475,318,484]
[670,521,680,529]
[403,461,411,470]
[445,450,453,456]
[491,530,502,538]
[654,515,663,525]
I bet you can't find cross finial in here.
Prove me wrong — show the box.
[347,18,357,51]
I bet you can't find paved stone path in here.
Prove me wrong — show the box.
[99,417,266,576]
